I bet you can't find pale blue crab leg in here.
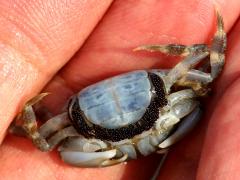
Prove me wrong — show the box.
[60,149,126,167]
[183,69,213,84]
[136,9,226,92]
[164,52,209,92]
[46,126,79,150]
[167,89,196,106]
[151,69,213,85]
[58,136,129,167]
[176,70,213,95]
[172,99,199,119]
[159,106,202,148]
[58,136,108,152]
[39,112,70,138]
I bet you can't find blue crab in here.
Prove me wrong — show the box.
[11,10,226,167]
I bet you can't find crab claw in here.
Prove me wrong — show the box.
[60,149,128,167]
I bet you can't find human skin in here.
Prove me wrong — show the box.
[0,0,239,179]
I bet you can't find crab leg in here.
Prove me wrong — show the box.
[39,112,70,138]
[154,68,215,95]
[181,69,213,84]
[176,70,213,95]
[164,52,209,91]
[45,126,79,150]
[210,9,226,79]
[152,69,213,85]
[159,106,202,148]
[167,89,196,106]
[60,149,128,167]
[136,9,226,93]
[59,138,128,167]
[13,93,51,151]
[11,93,72,151]
[58,136,108,152]
[134,44,208,57]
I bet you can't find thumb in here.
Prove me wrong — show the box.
[0,0,113,143]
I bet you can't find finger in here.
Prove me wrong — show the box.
[197,17,240,179]
[0,0,113,141]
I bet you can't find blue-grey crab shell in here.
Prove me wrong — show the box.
[68,70,168,142]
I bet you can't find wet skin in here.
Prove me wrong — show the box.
[0,0,240,179]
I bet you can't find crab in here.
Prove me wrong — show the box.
[11,10,226,167]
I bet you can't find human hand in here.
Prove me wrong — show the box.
[0,0,239,179]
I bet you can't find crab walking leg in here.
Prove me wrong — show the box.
[181,69,213,84]
[46,126,79,150]
[59,137,129,167]
[172,99,199,119]
[59,138,129,167]
[58,136,108,152]
[152,69,213,85]
[210,9,227,79]
[167,89,196,106]
[176,70,214,95]
[39,112,70,138]
[134,44,208,57]
[164,52,209,92]
[22,106,49,151]
[58,136,128,167]
[159,106,202,148]
[157,98,198,131]
[15,93,51,151]
[60,149,128,167]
